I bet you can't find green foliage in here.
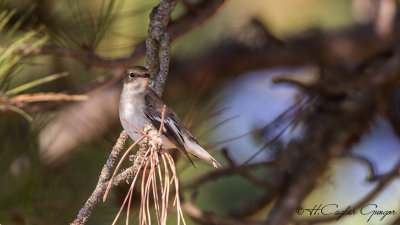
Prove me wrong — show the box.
[46,0,123,50]
[0,9,48,90]
[0,1,360,224]
[5,71,69,96]
[0,7,48,121]
[0,119,120,224]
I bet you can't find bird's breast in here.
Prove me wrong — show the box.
[119,91,146,141]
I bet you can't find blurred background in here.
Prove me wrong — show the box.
[1,0,400,224]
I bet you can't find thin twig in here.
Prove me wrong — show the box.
[103,135,145,202]
[72,131,129,225]
[122,117,152,139]
[8,92,88,103]
[159,104,167,136]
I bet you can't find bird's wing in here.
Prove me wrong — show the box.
[144,89,194,166]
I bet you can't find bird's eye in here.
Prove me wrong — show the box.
[129,73,135,78]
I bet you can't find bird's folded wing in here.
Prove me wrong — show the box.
[143,93,194,166]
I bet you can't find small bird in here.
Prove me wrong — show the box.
[119,66,221,168]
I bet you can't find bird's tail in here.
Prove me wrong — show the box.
[184,138,221,168]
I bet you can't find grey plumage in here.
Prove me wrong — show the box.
[143,89,194,165]
[119,66,221,168]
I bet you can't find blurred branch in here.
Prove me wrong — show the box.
[13,0,225,69]
[179,45,400,225]
[341,153,377,182]
[0,92,88,116]
[391,214,400,225]
[229,194,274,219]
[183,150,277,223]
[182,201,267,225]
[167,20,400,97]
[221,149,276,190]
[8,93,88,104]
[294,158,400,225]
[183,161,272,189]
[18,43,143,68]
[266,49,400,225]
[5,1,400,224]
[0,0,225,117]
[0,68,122,115]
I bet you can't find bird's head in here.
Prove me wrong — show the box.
[123,66,150,92]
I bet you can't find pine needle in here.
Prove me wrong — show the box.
[103,135,145,202]
[0,103,33,122]
[5,72,69,96]
[107,106,186,225]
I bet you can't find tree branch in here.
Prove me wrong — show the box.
[71,130,129,225]
[71,0,203,224]
[266,49,400,225]
[14,0,225,69]
[0,0,226,116]
[145,0,178,96]
[294,158,400,225]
